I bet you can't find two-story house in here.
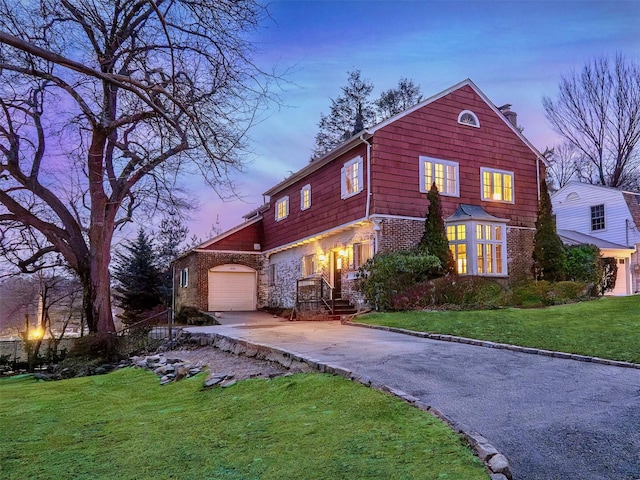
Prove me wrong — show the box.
[174,79,546,314]
[551,182,639,295]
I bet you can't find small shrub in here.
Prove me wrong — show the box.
[174,307,218,326]
[358,251,441,310]
[68,333,124,362]
[509,280,591,307]
[392,276,507,310]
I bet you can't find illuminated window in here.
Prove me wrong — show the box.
[341,156,363,199]
[300,184,311,210]
[481,168,514,203]
[457,110,480,127]
[447,224,467,274]
[591,204,605,231]
[275,196,289,221]
[419,157,459,196]
[447,222,506,276]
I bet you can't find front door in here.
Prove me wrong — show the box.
[333,252,343,299]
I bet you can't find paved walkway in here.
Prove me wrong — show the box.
[188,312,640,480]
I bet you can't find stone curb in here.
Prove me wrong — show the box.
[342,320,640,370]
[184,331,512,479]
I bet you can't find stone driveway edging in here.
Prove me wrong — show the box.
[342,320,640,370]
[183,330,513,480]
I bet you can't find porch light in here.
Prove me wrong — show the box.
[318,253,327,263]
[338,249,348,258]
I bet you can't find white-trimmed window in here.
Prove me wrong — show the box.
[446,224,468,274]
[458,110,480,127]
[475,224,504,275]
[300,184,311,210]
[302,254,317,276]
[352,241,372,269]
[341,156,364,199]
[591,204,605,231]
[420,157,459,196]
[275,196,289,221]
[481,168,514,203]
[447,221,507,276]
[179,268,189,288]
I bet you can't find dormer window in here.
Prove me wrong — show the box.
[458,110,479,128]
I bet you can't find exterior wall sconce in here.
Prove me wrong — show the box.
[318,253,327,263]
[338,248,348,258]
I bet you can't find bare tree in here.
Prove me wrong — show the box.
[544,142,581,191]
[543,55,640,189]
[0,1,274,333]
[376,78,423,120]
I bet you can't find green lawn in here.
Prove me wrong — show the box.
[357,295,640,363]
[0,369,488,480]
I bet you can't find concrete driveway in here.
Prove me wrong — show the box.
[188,312,640,480]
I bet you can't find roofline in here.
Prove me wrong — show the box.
[265,79,548,200]
[263,132,372,197]
[552,181,640,197]
[192,215,263,251]
[367,78,547,165]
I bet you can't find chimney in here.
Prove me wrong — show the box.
[498,104,518,128]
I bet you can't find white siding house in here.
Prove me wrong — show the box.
[552,182,640,295]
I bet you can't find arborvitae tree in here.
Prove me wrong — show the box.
[112,229,163,325]
[532,180,566,281]
[418,183,456,275]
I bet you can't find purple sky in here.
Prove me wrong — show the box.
[185,0,640,239]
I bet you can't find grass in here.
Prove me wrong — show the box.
[357,295,640,363]
[0,369,488,480]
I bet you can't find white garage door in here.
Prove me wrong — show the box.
[208,265,257,311]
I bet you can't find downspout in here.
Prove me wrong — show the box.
[360,132,377,254]
[360,132,373,219]
[536,156,541,202]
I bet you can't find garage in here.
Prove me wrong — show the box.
[208,264,257,311]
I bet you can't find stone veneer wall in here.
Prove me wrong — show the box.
[174,251,264,312]
[266,223,376,308]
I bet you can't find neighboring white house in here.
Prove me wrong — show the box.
[551,182,640,295]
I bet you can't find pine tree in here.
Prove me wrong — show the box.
[112,229,163,324]
[532,180,566,281]
[313,70,376,158]
[418,183,456,275]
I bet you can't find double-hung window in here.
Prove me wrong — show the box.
[352,242,372,269]
[475,224,504,275]
[179,268,189,288]
[301,254,317,276]
[591,204,605,231]
[420,157,459,196]
[275,196,289,221]
[341,156,364,199]
[300,184,311,210]
[481,168,514,203]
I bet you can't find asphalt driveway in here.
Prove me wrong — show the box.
[188,312,640,480]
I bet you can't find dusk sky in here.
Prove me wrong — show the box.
[186,0,640,239]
